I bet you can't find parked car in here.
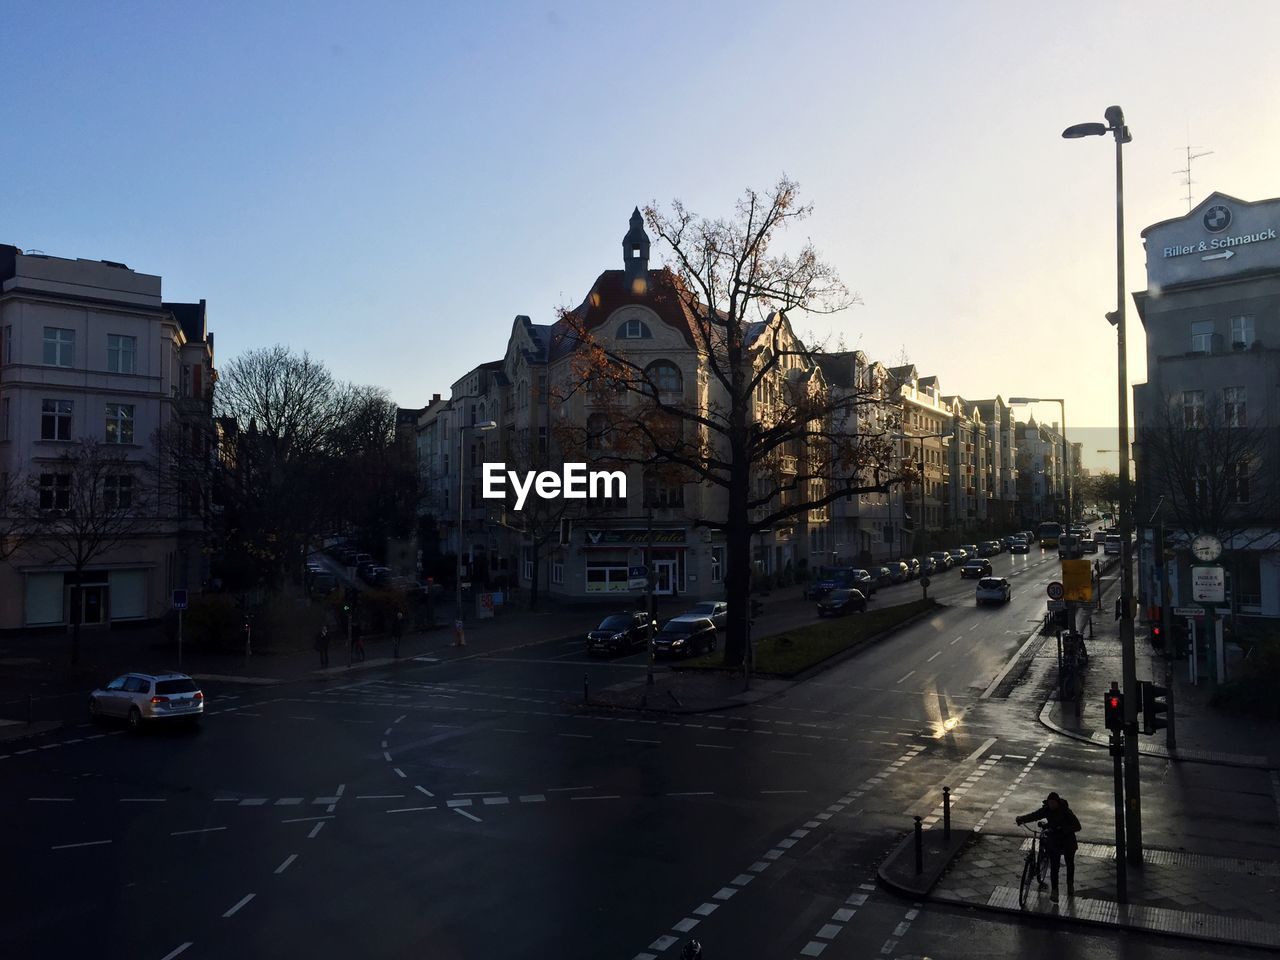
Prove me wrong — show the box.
[948,548,969,565]
[975,576,1012,605]
[652,617,717,658]
[587,611,653,654]
[919,556,938,575]
[671,601,728,630]
[905,558,922,579]
[979,540,1001,557]
[960,558,992,579]
[872,566,894,588]
[806,566,861,599]
[1009,538,1030,554]
[929,551,953,571]
[886,561,910,584]
[848,569,877,596]
[89,672,204,730]
[960,544,980,559]
[816,587,867,616]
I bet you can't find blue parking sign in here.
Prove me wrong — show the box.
[172,589,188,610]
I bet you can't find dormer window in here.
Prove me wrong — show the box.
[619,317,653,339]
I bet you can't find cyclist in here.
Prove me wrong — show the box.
[680,942,702,960]
[1015,791,1081,902]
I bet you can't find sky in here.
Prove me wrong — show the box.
[6,0,1280,475]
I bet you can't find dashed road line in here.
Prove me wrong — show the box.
[454,808,482,823]
[222,893,255,918]
[51,839,112,850]
[274,854,298,874]
[172,827,227,837]
[159,943,193,960]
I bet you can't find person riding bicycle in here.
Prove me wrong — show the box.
[1015,791,1081,902]
[680,942,702,960]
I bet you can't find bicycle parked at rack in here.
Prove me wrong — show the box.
[1018,820,1051,909]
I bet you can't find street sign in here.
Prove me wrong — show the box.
[171,589,188,611]
[628,565,647,590]
[1047,600,1066,612]
[1060,560,1092,602]
[1173,606,1203,618]
[1046,581,1065,601]
[1191,566,1225,603]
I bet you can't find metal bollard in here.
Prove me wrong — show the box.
[943,786,951,841]
[583,673,589,704]
[914,815,924,874]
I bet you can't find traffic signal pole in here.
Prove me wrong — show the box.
[1105,682,1128,902]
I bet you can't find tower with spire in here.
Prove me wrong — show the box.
[622,207,650,294]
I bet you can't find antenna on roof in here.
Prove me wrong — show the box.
[1173,132,1213,212]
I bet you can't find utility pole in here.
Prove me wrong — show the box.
[646,505,656,688]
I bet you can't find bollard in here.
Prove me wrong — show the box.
[583,673,589,704]
[914,815,924,874]
[943,786,951,841]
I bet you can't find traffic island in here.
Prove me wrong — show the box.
[877,822,973,898]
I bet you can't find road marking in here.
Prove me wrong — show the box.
[547,785,594,792]
[393,768,406,778]
[713,887,738,900]
[274,854,297,874]
[667,791,714,797]
[222,893,255,918]
[387,806,436,814]
[29,797,74,802]
[772,749,810,756]
[416,785,435,798]
[558,733,592,739]
[896,670,916,684]
[495,728,528,733]
[627,738,662,745]
[570,795,620,801]
[51,839,111,850]
[964,737,998,764]
[483,796,509,805]
[307,822,325,839]
[274,798,303,806]
[356,794,404,800]
[761,789,808,795]
[382,751,392,761]
[951,636,961,644]
[696,743,732,750]
[672,917,700,933]
[159,943,193,960]
[172,827,227,836]
[454,791,501,797]
[926,651,941,663]
[518,794,546,803]
[120,798,166,803]
[281,815,333,824]
[454,808,482,823]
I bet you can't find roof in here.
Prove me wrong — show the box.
[165,300,208,344]
[812,352,860,389]
[553,267,701,358]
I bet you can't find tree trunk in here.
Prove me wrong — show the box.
[723,462,752,667]
[70,584,81,665]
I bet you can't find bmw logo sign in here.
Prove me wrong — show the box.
[1203,204,1232,233]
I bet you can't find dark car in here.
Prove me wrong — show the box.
[905,558,922,579]
[1009,538,1030,554]
[947,548,969,565]
[816,587,867,617]
[919,556,937,575]
[886,561,910,584]
[806,566,859,600]
[587,611,652,655]
[978,540,1001,557]
[960,558,993,579]
[849,569,878,596]
[929,551,953,571]
[652,617,717,658]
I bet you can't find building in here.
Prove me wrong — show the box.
[972,396,1019,529]
[0,246,215,631]
[888,366,953,550]
[1133,192,1280,619]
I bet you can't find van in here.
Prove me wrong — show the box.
[1058,534,1080,558]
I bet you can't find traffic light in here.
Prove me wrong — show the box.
[1140,680,1170,735]
[1104,688,1124,731]
[1149,622,1163,649]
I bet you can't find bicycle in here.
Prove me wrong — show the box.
[1017,820,1051,909]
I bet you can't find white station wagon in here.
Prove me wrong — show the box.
[89,672,205,730]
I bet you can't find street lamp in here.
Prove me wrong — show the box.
[457,417,497,628]
[1007,397,1070,525]
[1062,105,1142,866]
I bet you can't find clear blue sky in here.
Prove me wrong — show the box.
[7,1,1280,473]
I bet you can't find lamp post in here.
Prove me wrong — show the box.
[1063,105,1141,864]
[456,416,497,630]
[1008,398,1070,525]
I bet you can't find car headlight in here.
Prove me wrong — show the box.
[672,638,685,646]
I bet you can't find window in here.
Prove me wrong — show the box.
[41,399,73,440]
[107,334,137,373]
[1182,391,1204,428]
[39,473,71,512]
[538,426,548,454]
[618,317,653,339]
[1224,386,1246,427]
[103,474,133,510]
[522,546,533,582]
[105,404,135,444]
[1223,459,1250,504]
[1230,314,1255,349]
[1,325,11,364]
[644,472,684,508]
[1189,320,1214,353]
[645,361,682,396]
[43,327,75,367]
[710,546,724,583]
[551,554,564,584]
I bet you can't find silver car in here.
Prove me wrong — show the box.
[672,601,729,630]
[89,672,204,730]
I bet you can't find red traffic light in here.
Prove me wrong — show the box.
[1108,695,1120,708]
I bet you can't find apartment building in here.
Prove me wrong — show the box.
[0,246,214,631]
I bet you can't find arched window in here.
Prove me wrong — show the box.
[618,317,653,339]
[646,361,682,397]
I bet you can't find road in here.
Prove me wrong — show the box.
[2,545,1274,959]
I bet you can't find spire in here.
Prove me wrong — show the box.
[622,207,650,293]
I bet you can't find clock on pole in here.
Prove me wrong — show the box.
[1191,533,1222,563]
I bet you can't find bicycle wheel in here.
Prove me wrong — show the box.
[1037,847,1051,887]
[1018,854,1035,908]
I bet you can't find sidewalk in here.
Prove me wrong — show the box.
[1037,577,1280,769]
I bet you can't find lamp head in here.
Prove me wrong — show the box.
[1062,122,1107,139]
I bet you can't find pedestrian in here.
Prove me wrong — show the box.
[316,623,330,668]
[392,610,404,658]
[352,622,366,662]
[1015,791,1081,902]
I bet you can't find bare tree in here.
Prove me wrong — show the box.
[21,441,148,664]
[558,179,898,666]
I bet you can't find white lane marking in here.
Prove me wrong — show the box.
[281,815,333,824]
[482,797,509,805]
[760,789,808,795]
[274,854,297,874]
[384,727,393,736]
[667,791,713,797]
[713,887,737,900]
[416,785,435,798]
[964,737,998,764]
[395,714,407,723]
[29,797,74,802]
[356,794,404,800]
[772,750,810,756]
[393,768,406,778]
[172,827,227,837]
[387,806,437,814]
[446,799,473,808]
[238,798,266,807]
[519,794,546,803]
[696,743,732,750]
[159,943,193,960]
[547,786,594,792]
[274,798,303,806]
[950,636,962,645]
[222,893,255,918]
[51,839,112,850]
[454,791,502,797]
[454,808,482,823]
[120,798,166,803]
[926,651,942,663]
[627,738,662,745]
[382,751,392,761]
[896,670,916,684]
[380,740,388,749]
[672,918,700,933]
[570,795,620,801]
[558,733,592,739]
[307,822,325,839]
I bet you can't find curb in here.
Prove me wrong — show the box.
[0,719,64,743]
